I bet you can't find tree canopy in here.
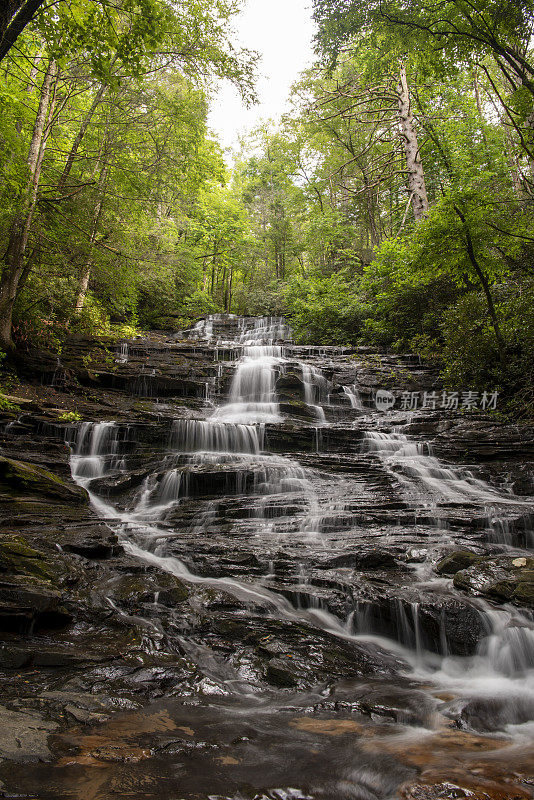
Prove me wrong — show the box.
[0,0,533,416]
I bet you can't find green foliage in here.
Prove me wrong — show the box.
[57,410,82,422]
[284,271,364,345]
[440,283,534,415]
[0,393,20,412]
[1,0,533,418]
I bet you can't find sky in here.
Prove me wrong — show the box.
[208,0,317,160]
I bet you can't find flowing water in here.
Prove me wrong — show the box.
[58,315,534,798]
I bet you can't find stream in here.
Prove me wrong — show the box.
[12,315,534,799]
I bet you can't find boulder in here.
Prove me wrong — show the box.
[0,456,87,503]
[454,556,534,607]
[324,549,399,571]
[435,550,483,576]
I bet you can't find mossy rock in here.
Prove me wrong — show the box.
[0,535,59,583]
[435,550,483,576]
[0,456,88,504]
[454,557,534,608]
[103,573,189,606]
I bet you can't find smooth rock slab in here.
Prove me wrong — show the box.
[0,456,88,503]
[0,704,57,762]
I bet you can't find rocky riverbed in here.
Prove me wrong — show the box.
[0,315,533,799]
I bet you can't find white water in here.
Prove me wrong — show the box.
[363,429,526,507]
[67,316,534,744]
[300,363,327,422]
[171,419,263,454]
[115,341,129,364]
[343,384,364,410]
[211,317,290,424]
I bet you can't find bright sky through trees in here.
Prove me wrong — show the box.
[208,0,316,158]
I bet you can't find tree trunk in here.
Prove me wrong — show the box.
[0,0,45,62]
[453,205,506,361]
[210,242,217,295]
[225,267,233,312]
[73,164,108,315]
[0,59,56,350]
[74,265,92,315]
[397,64,429,221]
[57,83,107,191]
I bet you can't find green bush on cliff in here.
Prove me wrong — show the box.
[0,393,20,412]
[57,411,82,422]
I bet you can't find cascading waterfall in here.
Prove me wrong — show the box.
[115,341,129,364]
[171,419,263,454]
[354,427,534,696]
[211,316,291,424]
[67,315,534,763]
[363,429,527,507]
[342,384,364,410]
[300,363,327,422]
[70,421,122,481]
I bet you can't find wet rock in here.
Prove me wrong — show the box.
[406,548,428,563]
[354,595,488,656]
[0,456,88,503]
[435,550,483,576]
[89,469,149,497]
[276,371,305,402]
[100,573,189,607]
[62,528,121,559]
[0,577,71,633]
[324,549,399,570]
[0,705,58,762]
[446,694,534,732]
[400,779,530,799]
[279,400,321,420]
[204,614,406,689]
[0,535,61,583]
[265,657,300,687]
[453,557,534,607]
[418,599,489,656]
[431,419,534,464]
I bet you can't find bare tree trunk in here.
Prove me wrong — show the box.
[397,64,428,221]
[210,242,217,295]
[453,205,506,361]
[73,164,108,315]
[0,0,45,62]
[225,267,233,313]
[57,83,107,191]
[0,59,56,350]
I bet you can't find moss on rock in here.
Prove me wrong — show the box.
[435,550,483,576]
[0,456,88,503]
[0,535,59,582]
[453,557,534,607]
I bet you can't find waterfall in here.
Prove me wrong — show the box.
[115,341,129,364]
[362,429,524,506]
[211,316,290,424]
[66,314,534,757]
[343,384,363,410]
[70,421,121,481]
[171,419,263,454]
[300,363,327,422]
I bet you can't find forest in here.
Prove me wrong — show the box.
[1,0,533,416]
